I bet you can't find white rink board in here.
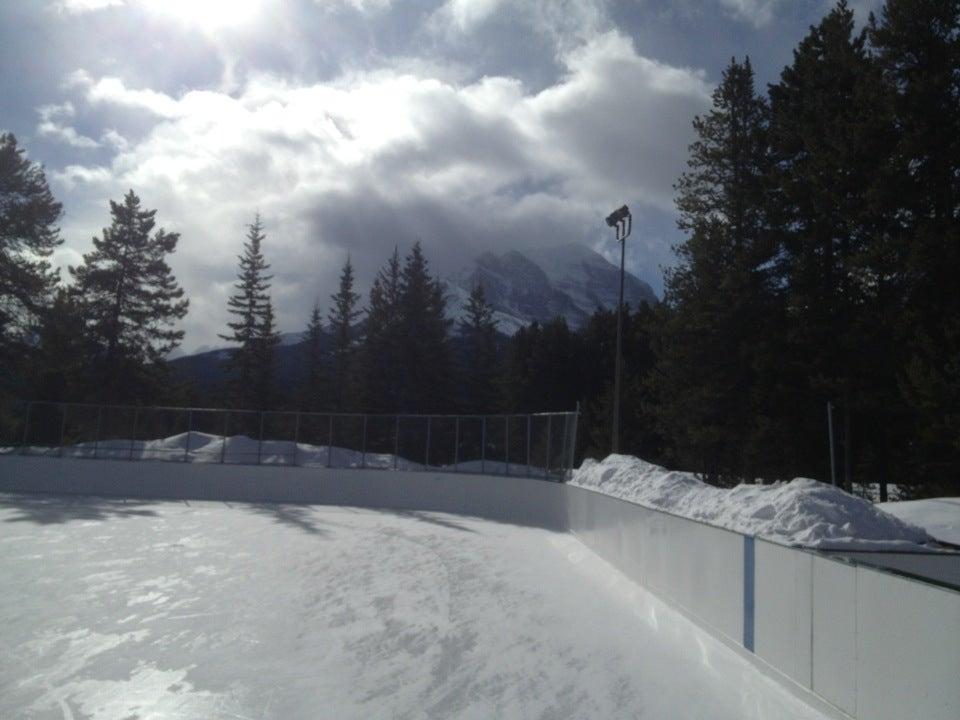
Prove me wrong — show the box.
[754,540,813,688]
[855,565,960,720]
[811,556,858,716]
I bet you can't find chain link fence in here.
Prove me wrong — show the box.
[0,401,579,480]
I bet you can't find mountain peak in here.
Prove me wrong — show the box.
[446,244,657,334]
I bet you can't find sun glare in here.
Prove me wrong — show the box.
[142,0,263,31]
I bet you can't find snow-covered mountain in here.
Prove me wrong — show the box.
[445,243,658,334]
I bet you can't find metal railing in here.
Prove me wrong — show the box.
[0,401,580,480]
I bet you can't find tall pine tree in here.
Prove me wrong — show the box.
[301,300,326,411]
[397,242,452,412]
[70,190,188,402]
[652,57,776,483]
[458,281,498,413]
[360,248,403,412]
[0,132,63,394]
[220,213,272,409]
[870,0,960,494]
[769,1,899,488]
[327,256,362,412]
[252,298,280,409]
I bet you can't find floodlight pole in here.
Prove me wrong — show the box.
[606,205,632,455]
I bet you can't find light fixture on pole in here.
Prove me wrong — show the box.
[605,204,631,454]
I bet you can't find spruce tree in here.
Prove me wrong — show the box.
[252,298,280,410]
[30,289,90,402]
[301,300,326,411]
[768,1,900,488]
[220,213,272,409]
[327,256,362,412]
[397,242,452,412]
[360,248,402,412]
[70,189,188,402]
[458,281,498,413]
[652,57,776,483]
[870,0,960,495]
[0,132,63,391]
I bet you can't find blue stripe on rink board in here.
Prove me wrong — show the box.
[743,535,755,652]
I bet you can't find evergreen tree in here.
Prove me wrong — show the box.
[0,132,63,392]
[768,1,900,488]
[458,281,498,413]
[500,317,582,414]
[580,305,663,462]
[219,213,272,409]
[70,189,188,402]
[301,300,326,411]
[360,248,403,412]
[252,298,280,409]
[397,242,452,412]
[652,57,777,483]
[327,256,362,412]
[870,0,960,494]
[29,289,90,402]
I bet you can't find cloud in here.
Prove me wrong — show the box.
[50,30,707,350]
[430,0,608,54]
[68,70,183,118]
[53,0,124,13]
[716,0,784,27]
[433,0,508,31]
[36,102,100,148]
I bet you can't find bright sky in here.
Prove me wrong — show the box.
[0,0,882,352]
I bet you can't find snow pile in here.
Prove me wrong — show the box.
[571,454,936,551]
[878,498,960,547]
[5,432,544,476]
[9,431,427,470]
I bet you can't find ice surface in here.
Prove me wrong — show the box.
[878,497,960,546]
[1,493,829,720]
[571,454,935,551]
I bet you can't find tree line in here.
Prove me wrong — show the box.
[0,0,956,497]
[641,0,959,497]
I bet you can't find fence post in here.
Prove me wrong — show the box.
[20,401,32,456]
[361,415,367,469]
[454,416,460,472]
[545,414,552,479]
[94,405,103,460]
[570,400,580,475]
[221,411,229,464]
[504,416,509,476]
[481,416,486,475]
[327,415,333,468]
[293,412,301,467]
[129,408,139,461]
[184,409,192,463]
[394,416,400,470]
[827,400,837,486]
[59,404,68,457]
[525,414,532,477]
[425,416,432,469]
[257,412,264,465]
[560,413,569,480]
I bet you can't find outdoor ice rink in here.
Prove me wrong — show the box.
[0,493,831,720]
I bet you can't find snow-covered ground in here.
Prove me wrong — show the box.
[571,455,937,551]
[0,493,830,720]
[878,498,960,547]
